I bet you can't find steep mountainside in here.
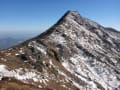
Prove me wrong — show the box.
[0,11,120,90]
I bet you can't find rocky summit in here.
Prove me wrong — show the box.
[0,11,120,90]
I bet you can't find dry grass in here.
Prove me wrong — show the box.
[0,77,40,90]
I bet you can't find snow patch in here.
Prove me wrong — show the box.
[0,64,49,85]
[29,41,47,55]
[61,55,107,90]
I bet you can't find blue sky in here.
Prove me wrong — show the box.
[0,0,119,38]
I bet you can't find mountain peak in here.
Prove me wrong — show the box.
[66,10,81,16]
[63,10,82,21]
[55,10,82,24]
[61,10,100,29]
[37,10,101,39]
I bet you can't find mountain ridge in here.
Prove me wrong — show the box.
[0,10,120,90]
[3,11,120,51]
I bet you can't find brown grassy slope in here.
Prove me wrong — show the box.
[0,77,56,90]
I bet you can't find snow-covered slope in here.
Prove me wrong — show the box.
[0,11,120,90]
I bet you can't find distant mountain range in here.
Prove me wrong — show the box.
[0,37,24,50]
